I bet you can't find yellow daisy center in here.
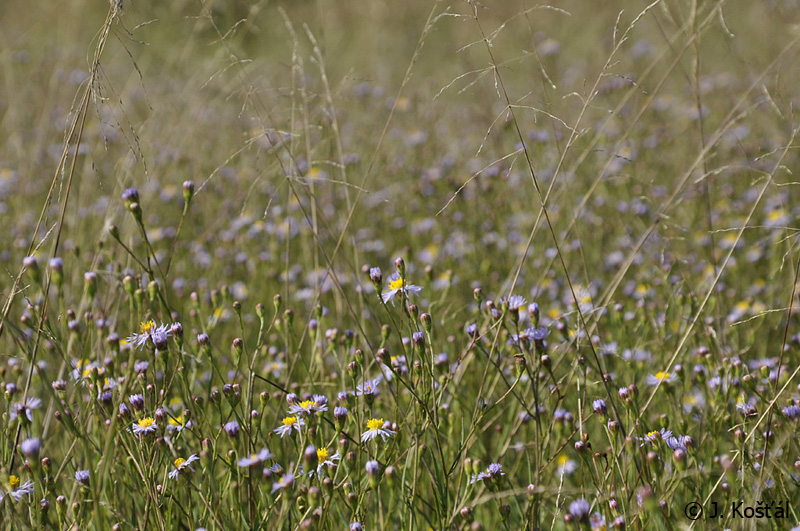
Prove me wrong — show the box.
[655,371,670,381]
[9,475,19,489]
[169,416,183,426]
[557,455,569,467]
[388,277,404,291]
[174,458,185,468]
[647,430,660,439]
[140,320,156,334]
[282,416,297,426]
[137,417,155,428]
[366,418,384,431]
[317,448,329,461]
[298,400,315,409]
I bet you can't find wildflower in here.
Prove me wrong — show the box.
[75,470,90,486]
[639,428,672,446]
[168,455,199,480]
[361,418,396,443]
[224,420,240,438]
[556,455,577,477]
[553,408,573,426]
[665,435,692,452]
[506,295,527,311]
[369,267,382,291]
[132,417,158,436]
[590,513,606,530]
[288,395,328,416]
[10,397,42,422]
[238,449,274,468]
[646,371,678,386]
[273,416,305,438]
[126,320,173,351]
[350,524,363,531]
[1,475,35,501]
[569,498,591,522]
[355,378,381,398]
[470,463,505,484]
[311,447,340,478]
[380,272,422,305]
[20,438,40,458]
[784,404,800,420]
[592,399,607,416]
[271,473,294,493]
[129,394,145,410]
[167,415,192,434]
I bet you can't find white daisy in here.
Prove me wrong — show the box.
[361,418,396,443]
[9,397,43,422]
[310,447,340,478]
[168,454,199,480]
[237,448,274,468]
[355,378,381,397]
[126,320,172,351]
[0,475,35,501]
[288,396,328,416]
[273,416,305,438]
[646,371,678,386]
[132,417,158,436]
[380,273,422,305]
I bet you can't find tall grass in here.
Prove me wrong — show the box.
[1,0,800,529]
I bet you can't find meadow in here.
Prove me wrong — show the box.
[1,0,800,529]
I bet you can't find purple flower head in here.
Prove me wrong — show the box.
[569,498,591,521]
[224,420,240,438]
[592,399,607,416]
[20,438,41,457]
[784,404,800,420]
[507,295,527,311]
[121,187,139,203]
[75,470,90,486]
[365,460,380,476]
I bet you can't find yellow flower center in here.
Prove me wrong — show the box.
[557,455,569,467]
[298,400,315,410]
[647,430,660,439]
[174,458,185,468]
[282,416,297,426]
[140,320,156,334]
[388,277,404,291]
[137,417,155,428]
[317,448,328,461]
[169,416,183,426]
[655,372,670,381]
[366,418,384,431]
[9,475,19,489]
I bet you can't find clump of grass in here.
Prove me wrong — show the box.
[1,0,800,529]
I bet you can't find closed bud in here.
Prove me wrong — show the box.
[129,202,143,223]
[420,313,432,334]
[473,287,484,303]
[182,181,195,204]
[84,272,98,299]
